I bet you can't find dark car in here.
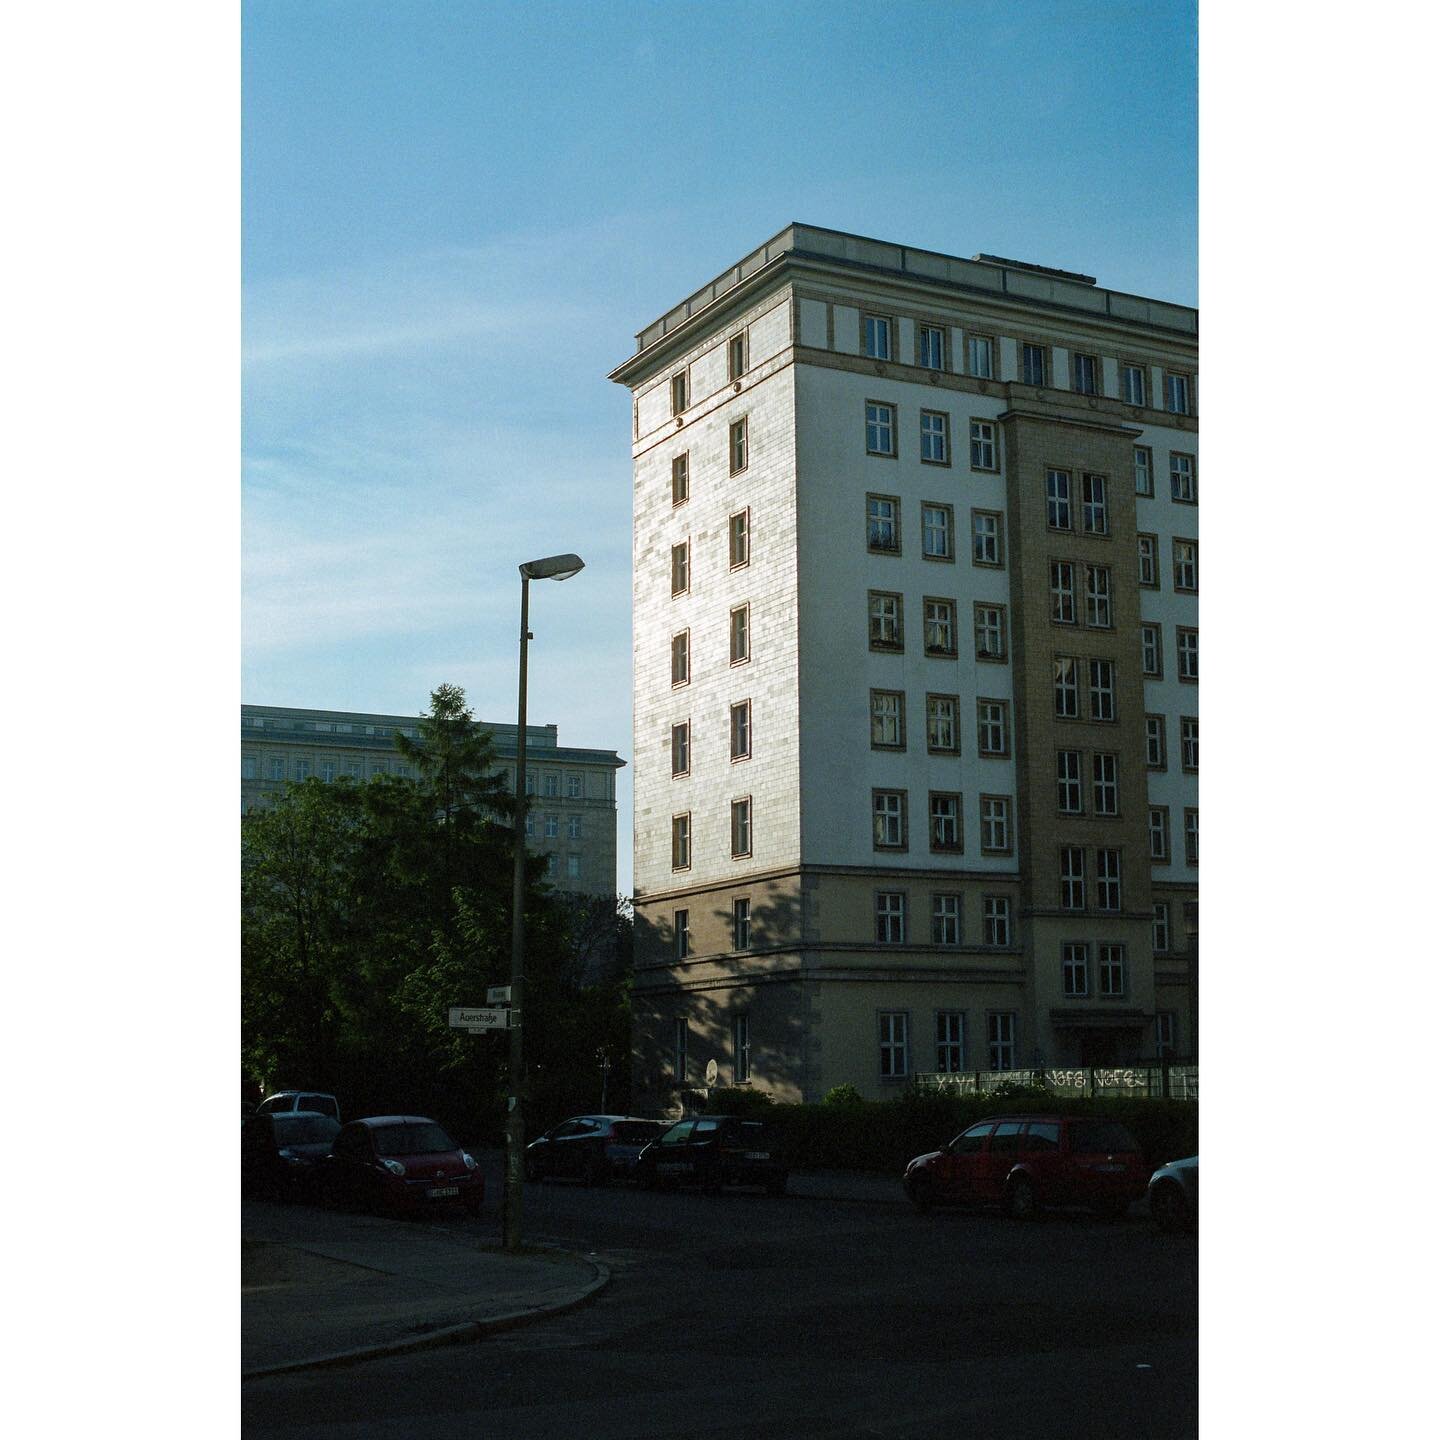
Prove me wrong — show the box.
[1147,1154,1198,1231]
[903,1114,1147,1220]
[525,1116,669,1185]
[634,1115,788,1196]
[242,1111,341,1201]
[317,1116,484,1216]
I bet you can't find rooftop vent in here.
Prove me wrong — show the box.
[971,254,1097,287]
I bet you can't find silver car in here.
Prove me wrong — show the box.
[1147,1154,1197,1230]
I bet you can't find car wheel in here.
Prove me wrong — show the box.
[908,1174,936,1215]
[1149,1181,1187,1231]
[1005,1175,1039,1221]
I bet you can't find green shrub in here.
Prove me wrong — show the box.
[823,1083,864,1107]
[702,1086,774,1118]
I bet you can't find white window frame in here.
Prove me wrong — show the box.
[866,401,897,457]
[966,334,994,378]
[1173,538,1198,593]
[1138,533,1159,588]
[870,689,904,749]
[873,790,906,850]
[1165,373,1191,415]
[918,324,946,371]
[1089,658,1116,721]
[1050,560,1076,624]
[1062,942,1090,996]
[1141,623,1163,678]
[864,313,892,360]
[977,699,1007,756]
[983,896,1011,948]
[922,502,954,559]
[1092,753,1119,816]
[1152,902,1171,953]
[1180,716,1198,772]
[868,591,903,650]
[935,1009,965,1070]
[1177,627,1198,683]
[1096,848,1122,911]
[1123,364,1147,406]
[1054,656,1080,718]
[1170,451,1197,503]
[727,331,747,380]
[969,418,997,470]
[980,795,1011,854]
[974,604,1006,660]
[1149,806,1170,861]
[1057,750,1083,814]
[1099,944,1126,997]
[987,1011,1016,1070]
[920,410,950,465]
[876,892,907,945]
[929,791,962,853]
[926,693,958,754]
[731,797,753,859]
[1084,566,1112,628]
[866,493,900,553]
[879,1010,910,1078]
[1081,472,1109,534]
[731,700,752,761]
[1046,469,1072,529]
[932,896,962,949]
[1021,342,1047,386]
[971,510,1002,567]
[1072,351,1098,394]
[924,597,957,657]
[1060,847,1086,910]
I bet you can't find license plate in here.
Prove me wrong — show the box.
[744,1151,770,1161]
[427,1185,460,1198]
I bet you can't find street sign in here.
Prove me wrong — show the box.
[705,1059,719,1085]
[486,986,513,1005]
[448,1006,513,1031]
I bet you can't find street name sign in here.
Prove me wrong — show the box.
[486,986,513,1005]
[448,1006,512,1031]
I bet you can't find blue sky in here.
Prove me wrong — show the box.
[242,0,1197,895]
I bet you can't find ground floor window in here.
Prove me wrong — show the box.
[987,1012,1016,1070]
[733,1014,750,1083]
[1155,1011,1178,1059]
[879,1011,910,1079]
[673,1019,688,1082]
[935,1011,965,1072]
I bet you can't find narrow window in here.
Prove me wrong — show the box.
[732,898,752,952]
[1072,352,1098,395]
[928,792,962,853]
[1062,942,1090,996]
[1152,902,1171,953]
[980,795,1011,854]
[919,325,946,370]
[1050,561,1076,624]
[876,893,907,945]
[1057,750,1083,814]
[923,503,954,559]
[977,699,1008,756]
[1054,656,1080,718]
[1060,847,1086,910]
[729,509,750,568]
[1170,453,1197,503]
[729,416,748,474]
[969,419,997,470]
[864,314,892,360]
[1122,364,1147,406]
[671,629,690,687]
[983,897,1011,948]
[674,909,690,959]
[924,598,957,657]
[1092,753,1119,816]
[1096,848,1122,911]
[973,604,1006,661]
[1137,534,1159,588]
[932,899,962,950]
[1149,806,1171,861]
[727,331,747,380]
[670,721,690,777]
[971,511,1002,566]
[1085,566,1112,628]
[866,494,900,553]
[872,790,907,850]
[672,813,691,871]
[1046,469,1072,529]
[1177,627,1198,682]
[1180,716,1198,772]
[1134,445,1154,496]
[672,451,689,506]
[730,700,752,761]
[1165,373,1191,415]
[731,797,752,859]
[1141,624,1163,678]
[935,1009,965,1068]
[670,371,688,414]
[670,541,689,596]
[987,1012,1016,1070]
[1021,342,1047,386]
[879,1011,909,1077]
[733,1013,751,1080]
[870,689,904,749]
[1184,809,1198,867]
[729,604,750,665]
[1155,1011,1178,1060]
[966,334,994,378]
[866,401,897,457]
[673,1019,688,1081]
[1173,538,1198,593]
[1081,473,1109,534]
[920,411,950,464]
[926,694,958,754]
[868,591,904,651]
[1089,658,1116,721]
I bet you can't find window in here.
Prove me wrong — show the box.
[1180,716,1198,772]
[1152,902,1170,953]
[1137,533,1159,588]
[727,331,747,380]
[988,1012,1016,1070]
[729,417,748,473]
[1122,364,1147,406]
[865,401,897,456]
[966,334,994,378]
[673,1020,688,1081]
[568,815,583,841]
[671,629,690,686]
[1081,473,1109,534]
[1092,753,1119,816]
[872,790,907,850]
[983,896,1011,947]
[1060,848,1086,910]
[1099,944,1126,997]
[977,699,1008,756]
[969,419,997,470]
[1072,351,1098,395]
[294,759,311,781]
[920,410,950,464]
[267,757,284,781]
[929,792,962,853]
[918,325,946,370]
[924,597,957,657]
[1184,808,1198,867]
[932,897,962,949]
[1084,566,1112,628]
[1170,452,1197,503]
[1050,560,1077,624]
[1141,624,1163,678]
[674,909,690,959]
[971,510,1003,567]
[866,493,900,553]
[525,769,537,796]
[732,898,752,952]
[926,694,959,754]
[1129,726,1168,806]
[868,591,904,651]
[1022,342,1047,386]
[729,509,750,568]
[671,541,689,596]
[1133,445,1154,498]
[973,604,1006,660]
[1046,469,1072,529]
[1096,848,1122,911]
[935,1010,965,1069]
[545,813,559,839]
[524,813,534,838]
[320,761,335,782]
[733,1013,751,1081]
[870,690,904,749]
[1173,538,1198,593]
[876,892,907,945]
[672,451,689,506]
[1089,658,1116,721]
[731,700,752,761]
[731,797,752,859]
[1048,741,1086,813]
[864,313,892,360]
[980,795,1011,854]
[544,771,559,798]
[1062,942,1089,996]
[566,772,582,799]
[1177,627,1198,682]
[879,1011,909,1078]
[1054,656,1080,718]
[1165,372,1191,415]
[1155,1011,1178,1060]
[1149,806,1170,861]
[670,722,690,777]
[921,502,954,560]
[670,371,688,414]
[672,813,692,871]
[729,604,750,665]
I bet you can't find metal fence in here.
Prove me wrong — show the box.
[914,1065,1197,1102]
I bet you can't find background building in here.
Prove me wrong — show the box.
[611,223,1197,1106]
[241,704,625,899]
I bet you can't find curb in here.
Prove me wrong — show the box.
[241,1250,610,1381]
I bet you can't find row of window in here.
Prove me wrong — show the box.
[670,801,754,869]
[671,1014,752,1085]
[865,495,1005,566]
[667,329,754,417]
[867,591,1010,660]
[1145,714,1199,771]
[1135,535,1198,594]
[1140,620,1200,679]
[669,512,751,594]
[1136,446,1198,503]
[870,790,1012,856]
[1056,847,1126,912]
[244,717,420,739]
[1150,806,1199,867]
[869,691,1008,757]
[242,756,415,782]
[881,1009,1024,1077]
[671,701,752,775]
[864,405,999,469]
[523,813,586,841]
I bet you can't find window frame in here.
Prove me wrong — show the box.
[1170,451,1197,504]
[1137,532,1159,589]
[670,628,690,688]
[919,409,951,466]
[1148,805,1171,862]
[932,897,962,950]
[1088,657,1117,722]
[935,1008,965,1068]
[923,596,958,658]
[869,688,906,751]
[671,812,692,872]
[875,891,908,945]
[922,501,955,561]
[926,693,960,755]
[732,898,752,953]
[987,1011,1017,1070]
[1054,655,1080,719]
[1050,559,1077,625]
[1134,444,1154,496]
[973,603,1007,662]
[868,590,904,652]
[728,508,750,570]
[865,400,897,458]
[731,796,753,860]
[1060,847,1086,911]
[674,908,690,960]
[1046,468,1073,530]
[732,1012,751,1081]
[1057,749,1083,815]
[878,1009,910,1078]
[866,492,901,555]
[729,603,751,666]
[672,451,690,507]
[1021,341,1048,387]
[1072,351,1099,395]
[1084,565,1112,629]
[928,790,963,854]
[730,699,752,762]
[670,370,688,415]
[1092,753,1119,817]
[1173,537,1198,594]
[1141,623,1163,678]
[670,720,690,778]
[979,794,1012,856]
[729,416,749,475]
[670,539,690,597]
[1122,363,1148,407]
[1152,901,1171,954]
[1081,472,1109,535]
[976,697,1009,757]
[1062,941,1090,997]
[1184,808,1198,868]
[971,509,1004,568]
[1165,372,1192,416]
[918,324,946,371]
[982,895,1012,948]
[1180,716,1198,773]
[872,788,908,852]
[864,312,893,361]
[966,333,994,379]
[727,330,748,381]
[1096,848,1122,912]
[969,418,998,471]
[1177,626,1198,683]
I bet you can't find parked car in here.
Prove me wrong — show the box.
[525,1116,669,1185]
[317,1116,484,1216]
[633,1115,788,1196]
[903,1114,1147,1220]
[1147,1154,1198,1231]
[242,1111,341,1201]
[257,1090,340,1122]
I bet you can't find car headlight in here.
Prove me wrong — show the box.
[461,1152,478,1171]
[382,1159,406,1177]
[278,1149,307,1166]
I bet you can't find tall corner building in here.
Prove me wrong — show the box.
[609,224,1197,1105]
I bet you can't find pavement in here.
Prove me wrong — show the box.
[241,1164,908,1380]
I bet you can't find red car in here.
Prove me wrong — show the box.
[318,1115,485,1216]
[903,1114,1147,1220]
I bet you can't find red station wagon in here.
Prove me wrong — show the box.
[903,1114,1148,1220]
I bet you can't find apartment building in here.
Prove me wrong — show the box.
[241,704,625,899]
[610,224,1197,1105]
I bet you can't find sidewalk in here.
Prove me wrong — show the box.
[241,1200,608,1379]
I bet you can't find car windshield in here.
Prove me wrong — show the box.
[1069,1121,1139,1154]
[612,1122,662,1143]
[273,1115,340,1146]
[372,1122,456,1157]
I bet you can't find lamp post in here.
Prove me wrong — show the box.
[505,551,584,1253]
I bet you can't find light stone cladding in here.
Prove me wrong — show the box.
[613,224,1196,1107]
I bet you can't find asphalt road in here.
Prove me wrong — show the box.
[243,1166,1198,1439]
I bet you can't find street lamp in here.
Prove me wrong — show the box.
[505,551,584,1253]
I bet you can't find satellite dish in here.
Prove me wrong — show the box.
[704,1059,719,1086]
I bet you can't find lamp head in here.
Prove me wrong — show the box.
[519,552,585,582]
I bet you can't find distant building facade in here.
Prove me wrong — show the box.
[241,704,625,899]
